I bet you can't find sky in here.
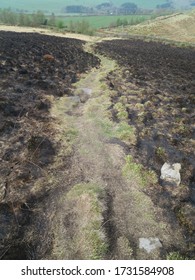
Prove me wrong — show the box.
[0,0,192,12]
[172,0,191,7]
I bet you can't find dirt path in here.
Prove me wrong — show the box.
[48,41,187,260]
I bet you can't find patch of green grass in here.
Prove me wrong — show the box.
[56,19,64,29]
[67,182,104,200]
[155,146,167,161]
[122,155,158,187]
[114,102,128,121]
[87,231,108,260]
[100,84,108,91]
[84,92,137,145]
[116,236,133,259]
[119,96,128,105]
[175,206,195,234]
[135,103,144,110]
[65,127,78,143]
[66,183,107,259]
[115,121,136,145]
[59,14,152,29]
[167,252,189,260]
[97,118,114,137]
[123,155,143,183]
[67,19,95,35]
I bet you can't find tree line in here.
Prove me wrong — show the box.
[109,16,149,28]
[63,2,139,14]
[0,9,95,35]
[0,9,55,27]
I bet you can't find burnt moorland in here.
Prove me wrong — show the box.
[96,39,195,244]
[0,31,99,259]
[96,39,195,185]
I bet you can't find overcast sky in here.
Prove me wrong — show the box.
[0,0,192,10]
[172,0,191,7]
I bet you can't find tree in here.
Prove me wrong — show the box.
[0,8,17,25]
[56,20,64,29]
[48,13,56,26]
[23,14,32,26]
[120,2,138,14]
[96,2,112,9]
[32,11,46,27]
[66,5,90,13]
[67,20,94,35]
[18,13,24,25]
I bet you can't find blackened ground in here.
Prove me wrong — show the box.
[95,39,195,243]
[96,39,195,182]
[0,31,100,259]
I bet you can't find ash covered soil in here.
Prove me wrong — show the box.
[0,32,195,259]
[96,39,195,246]
[96,39,195,187]
[0,31,99,259]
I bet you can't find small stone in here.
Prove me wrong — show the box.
[139,237,162,253]
[43,54,55,61]
[160,162,181,186]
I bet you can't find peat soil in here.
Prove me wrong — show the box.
[0,31,99,259]
[95,39,195,249]
[0,32,195,260]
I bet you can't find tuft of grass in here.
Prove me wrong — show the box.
[114,102,128,120]
[66,183,107,260]
[67,183,104,200]
[122,155,158,187]
[135,103,144,110]
[119,96,128,105]
[116,236,133,259]
[65,127,78,143]
[167,252,189,260]
[175,205,195,234]
[155,146,167,161]
[115,121,136,145]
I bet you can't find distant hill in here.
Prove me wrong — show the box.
[109,10,195,43]
[0,1,174,13]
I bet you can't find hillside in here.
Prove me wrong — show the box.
[108,10,195,43]
[0,2,195,261]
[0,25,195,260]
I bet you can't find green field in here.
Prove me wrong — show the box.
[59,14,151,29]
[0,0,168,13]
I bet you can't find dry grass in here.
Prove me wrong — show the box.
[0,25,96,41]
[51,183,107,260]
[110,11,195,44]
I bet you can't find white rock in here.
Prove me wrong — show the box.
[160,162,181,186]
[139,237,162,253]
